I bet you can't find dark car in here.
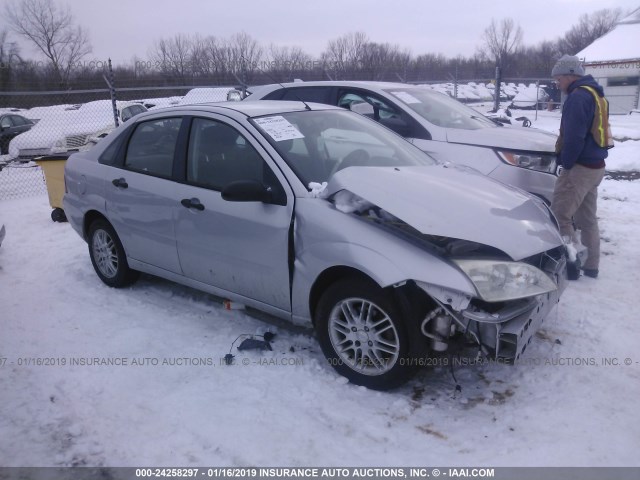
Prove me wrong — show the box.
[0,113,34,155]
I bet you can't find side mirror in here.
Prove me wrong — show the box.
[349,101,374,117]
[221,180,272,203]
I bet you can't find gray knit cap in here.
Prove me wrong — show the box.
[551,55,585,77]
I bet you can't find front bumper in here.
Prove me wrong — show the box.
[500,252,567,360]
[457,252,568,361]
[18,148,53,159]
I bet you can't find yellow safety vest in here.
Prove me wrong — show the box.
[555,85,614,153]
[578,85,614,149]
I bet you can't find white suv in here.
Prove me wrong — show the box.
[247,81,559,203]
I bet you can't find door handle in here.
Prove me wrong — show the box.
[181,198,205,211]
[112,178,128,189]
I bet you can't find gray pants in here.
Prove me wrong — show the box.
[551,164,605,270]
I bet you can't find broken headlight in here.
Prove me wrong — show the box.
[453,259,557,302]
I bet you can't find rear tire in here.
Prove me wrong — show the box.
[315,277,416,390]
[88,219,139,288]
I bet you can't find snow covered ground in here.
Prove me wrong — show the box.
[0,113,639,468]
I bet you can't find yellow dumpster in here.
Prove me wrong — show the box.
[34,154,70,222]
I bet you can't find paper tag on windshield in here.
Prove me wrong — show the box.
[390,91,421,104]
[254,116,305,141]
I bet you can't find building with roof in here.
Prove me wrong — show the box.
[578,7,640,113]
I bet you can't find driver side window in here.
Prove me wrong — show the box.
[186,118,284,203]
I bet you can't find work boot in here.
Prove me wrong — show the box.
[582,269,598,278]
[567,260,581,281]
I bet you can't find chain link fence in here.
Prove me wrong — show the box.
[0,83,240,202]
[0,161,47,200]
[0,74,557,203]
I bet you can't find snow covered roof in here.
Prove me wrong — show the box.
[578,7,640,63]
[617,7,640,24]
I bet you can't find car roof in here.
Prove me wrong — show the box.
[248,80,419,96]
[136,100,340,119]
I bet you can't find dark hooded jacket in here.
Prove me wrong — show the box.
[558,75,608,170]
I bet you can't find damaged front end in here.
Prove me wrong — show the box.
[416,245,567,362]
[326,177,568,363]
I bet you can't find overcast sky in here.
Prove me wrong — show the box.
[1,0,639,65]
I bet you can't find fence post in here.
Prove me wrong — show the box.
[493,66,501,112]
[454,62,458,100]
[535,79,539,121]
[103,59,119,128]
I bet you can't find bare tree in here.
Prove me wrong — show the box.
[515,40,559,77]
[411,53,448,80]
[0,29,22,90]
[149,34,195,84]
[265,45,312,82]
[558,8,623,56]
[0,30,21,65]
[482,18,523,69]
[359,42,409,81]
[321,32,368,79]
[190,35,216,77]
[227,32,263,83]
[4,0,92,86]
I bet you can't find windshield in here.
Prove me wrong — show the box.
[252,110,435,188]
[384,88,497,130]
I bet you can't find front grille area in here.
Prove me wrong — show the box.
[18,148,50,158]
[66,135,89,149]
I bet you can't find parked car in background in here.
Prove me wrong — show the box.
[139,97,183,110]
[247,81,559,203]
[0,113,34,155]
[510,85,550,109]
[178,87,237,105]
[64,100,568,390]
[8,101,147,160]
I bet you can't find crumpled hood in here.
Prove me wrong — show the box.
[326,165,563,260]
[446,126,557,152]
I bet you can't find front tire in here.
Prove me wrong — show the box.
[88,219,139,288]
[315,278,416,390]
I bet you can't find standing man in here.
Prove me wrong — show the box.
[551,54,612,279]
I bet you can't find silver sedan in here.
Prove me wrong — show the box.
[63,101,567,390]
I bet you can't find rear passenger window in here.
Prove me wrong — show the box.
[281,87,331,104]
[99,133,125,165]
[124,118,182,177]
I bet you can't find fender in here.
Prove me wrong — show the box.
[290,199,476,324]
